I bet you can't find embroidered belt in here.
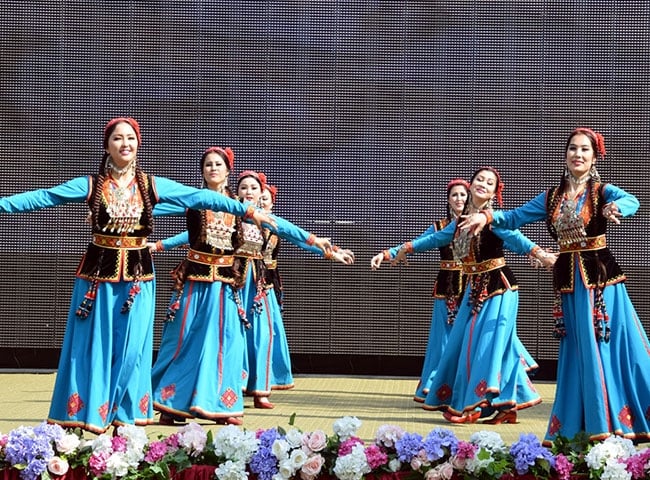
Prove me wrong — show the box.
[559,234,607,253]
[463,257,506,274]
[265,259,278,269]
[92,234,147,249]
[440,260,462,271]
[187,249,234,266]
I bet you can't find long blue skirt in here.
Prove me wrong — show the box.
[414,298,453,401]
[422,287,541,415]
[545,266,650,444]
[151,280,246,421]
[48,277,155,433]
[240,266,274,395]
[267,290,295,389]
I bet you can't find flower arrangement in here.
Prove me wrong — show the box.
[1,417,650,480]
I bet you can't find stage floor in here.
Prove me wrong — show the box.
[0,372,556,444]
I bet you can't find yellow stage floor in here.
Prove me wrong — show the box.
[0,372,556,444]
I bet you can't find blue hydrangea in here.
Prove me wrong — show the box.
[3,423,64,480]
[509,433,555,475]
[395,432,423,462]
[248,428,281,480]
[422,427,459,462]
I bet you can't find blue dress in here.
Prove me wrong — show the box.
[237,221,324,397]
[0,175,254,433]
[150,208,247,423]
[391,221,541,416]
[385,219,464,403]
[491,183,650,444]
[262,232,295,389]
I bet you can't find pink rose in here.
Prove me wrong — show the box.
[303,430,328,453]
[300,454,325,480]
[48,456,70,476]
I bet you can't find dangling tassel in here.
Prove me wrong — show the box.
[165,289,182,322]
[592,286,610,342]
[445,295,459,325]
[76,279,99,318]
[469,273,489,316]
[232,287,251,329]
[552,291,566,339]
[121,280,141,313]
[251,279,265,315]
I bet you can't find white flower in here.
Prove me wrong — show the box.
[272,438,291,460]
[601,458,632,480]
[277,458,297,479]
[289,447,308,469]
[47,456,70,476]
[388,458,402,472]
[586,436,637,470]
[105,451,130,478]
[332,444,371,480]
[469,430,507,454]
[285,428,304,449]
[215,459,249,480]
[375,424,405,449]
[118,424,149,453]
[91,433,114,454]
[464,449,495,475]
[213,425,259,463]
[55,432,81,455]
[332,416,362,441]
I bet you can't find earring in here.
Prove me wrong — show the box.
[590,165,601,182]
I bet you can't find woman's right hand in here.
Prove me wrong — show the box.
[458,212,488,235]
[370,252,385,270]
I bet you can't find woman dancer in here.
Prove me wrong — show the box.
[237,171,353,409]
[460,127,650,443]
[391,167,554,424]
[371,179,469,403]
[0,118,272,434]
[149,154,345,424]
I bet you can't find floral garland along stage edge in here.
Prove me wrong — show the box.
[1,416,650,480]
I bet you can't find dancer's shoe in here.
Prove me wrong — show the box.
[253,396,275,409]
[442,410,481,424]
[482,409,518,425]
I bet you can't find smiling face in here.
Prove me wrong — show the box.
[469,169,497,208]
[105,121,138,168]
[259,188,274,212]
[202,151,230,191]
[565,133,596,180]
[448,184,468,217]
[237,176,263,203]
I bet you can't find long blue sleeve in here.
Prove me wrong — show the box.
[492,226,537,255]
[0,177,90,213]
[396,220,457,255]
[153,177,250,217]
[491,192,547,230]
[603,184,639,216]
[160,231,190,250]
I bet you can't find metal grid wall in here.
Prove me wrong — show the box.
[0,1,648,368]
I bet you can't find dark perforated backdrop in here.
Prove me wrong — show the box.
[1,2,648,379]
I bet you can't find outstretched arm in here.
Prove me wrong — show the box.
[459,191,548,235]
[0,177,90,213]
